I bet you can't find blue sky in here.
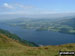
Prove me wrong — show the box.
[0,0,75,15]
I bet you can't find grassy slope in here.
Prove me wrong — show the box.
[0,33,75,56]
[0,29,38,47]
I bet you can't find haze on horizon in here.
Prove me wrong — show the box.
[0,0,75,20]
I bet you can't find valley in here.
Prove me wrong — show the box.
[9,17,75,35]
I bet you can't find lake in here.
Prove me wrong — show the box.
[0,23,75,45]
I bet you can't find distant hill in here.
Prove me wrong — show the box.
[57,17,75,34]
[60,18,75,28]
[5,16,75,35]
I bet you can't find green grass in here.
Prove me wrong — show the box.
[0,34,75,56]
[0,29,38,47]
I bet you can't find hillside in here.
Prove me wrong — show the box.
[60,18,75,28]
[0,29,75,56]
[8,17,75,35]
[0,29,38,47]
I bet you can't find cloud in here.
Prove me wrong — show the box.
[0,3,35,15]
[0,3,35,14]
[15,3,34,9]
[2,3,34,9]
[3,3,13,9]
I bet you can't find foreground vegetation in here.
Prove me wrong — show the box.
[0,29,38,47]
[0,29,75,56]
[0,34,75,56]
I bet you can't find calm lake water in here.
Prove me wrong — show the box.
[0,23,75,45]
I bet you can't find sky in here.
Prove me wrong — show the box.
[0,0,75,15]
